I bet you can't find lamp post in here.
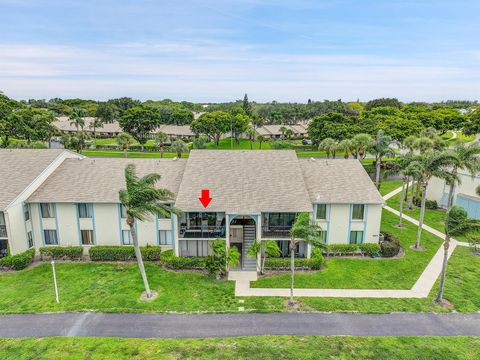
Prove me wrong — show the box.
[51,260,59,303]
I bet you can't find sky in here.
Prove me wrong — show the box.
[0,0,479,102]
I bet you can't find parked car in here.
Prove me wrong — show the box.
[302,139,312,145]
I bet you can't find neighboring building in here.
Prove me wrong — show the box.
[256,124,308,139]
[1,150,384,271]
[157,124,196,140]
[426,172,480,219]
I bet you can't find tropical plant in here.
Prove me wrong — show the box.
[284,128,294,140]
[245,126,257,150]
[445,142,480,209]
[279,126,288,139]
[351,133,373,159]
[156,131,170,157]
[171,139,188,158]
[319,138,338,159]
[69,107,87,130]
[192,135,208,149]
[119,164,178,298]
[408,151,459,249]
[288,213,325,303]
[116,133,135,158]
[247,239,281,274]
[90,117,104,142]
[371,130,395,188]
[436,206,480,304]
[206,239,241,277]
[257,135,265,149]
[413,137,435,154]
[337,139,353,159]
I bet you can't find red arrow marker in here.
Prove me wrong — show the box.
[199,189,212,208]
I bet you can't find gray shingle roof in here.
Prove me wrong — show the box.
[0,149,66,210]
[174,150,313,213]
[28,158,187,203]
[300,158,384,204]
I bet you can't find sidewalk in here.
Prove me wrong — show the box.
[229,184,466,298]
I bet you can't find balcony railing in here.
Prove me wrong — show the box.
[179,225,225,239]
[262,225,291,238]
[0,225,7,238]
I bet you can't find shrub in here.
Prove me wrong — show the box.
[358,243,381,257]
[380,231,401,257]
[413,197,438,209]
[325,244,358,256]
[160,249,174,262]
[264,257,322,270]
[163,256,206,270]
[40,246,83,260]
[89,246,161,261]
[0,248,35,270]
[311,247,325,265]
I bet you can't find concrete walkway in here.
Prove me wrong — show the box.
[229,184,469,298]
[1,312,480,338]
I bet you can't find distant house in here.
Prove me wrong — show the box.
[426,172,480,219]
[255,124,308,139]
[156,125,196,140]
[1,150,383,271]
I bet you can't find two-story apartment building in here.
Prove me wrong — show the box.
[1,149,384,271]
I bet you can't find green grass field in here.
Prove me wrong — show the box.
[252,210,442,289]
[1,336,479,360]
[378,179,403,196]
[81,150,188,158]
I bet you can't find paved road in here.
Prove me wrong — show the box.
[0,312,479,338]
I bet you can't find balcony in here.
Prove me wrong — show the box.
[262,225,291,238]
[0,225,7,238]
[179,225,225,239]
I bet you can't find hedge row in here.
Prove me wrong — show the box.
[324,243,380,257]
[89,246,162,261]
[0,248,35,270]
[40,246,83,260]
[264,257,322,270]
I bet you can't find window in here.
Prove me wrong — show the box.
[319,230,327,243]
[77,204,93,218]
[159,230,172,245]
[179,240,213,257]
[349,231,364,244]
[24,205,30,221]
[352,204,365,220]
[80,230,94,245]
[120,205,127,219]
[266,213,296,227]
[44,230,58,245]
[122,230,132,245]
[41,203,54,218]
[316,204,327,220]
[27,231,33,248]
[188,212,217,227]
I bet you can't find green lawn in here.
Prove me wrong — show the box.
[81,150,188,158]
[252,210,442,289]
[1,336,480,360]
[93,138,156,147]
[206,137,273,150]
[378,179,403,196]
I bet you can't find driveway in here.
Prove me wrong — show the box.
[0,312,479,338]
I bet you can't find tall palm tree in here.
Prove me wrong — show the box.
[351,133,374,159]
[319,138,338,159]
[90,117,104,143]
[409,151,459,249]
[244,126,257,150]
[371,130,395,188]
[171,139,188,158]
[69,108,86,130]
[156,131,170,158]
[445,142,480,209]
[119,164,178,298]
[288,213,324,303]
[257,135,265,149]
[337,139,353,159]
[116,133,135,158]
[279,126,288,139]
[436,206,480,304]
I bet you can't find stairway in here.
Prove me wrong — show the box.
[242,225,257,271]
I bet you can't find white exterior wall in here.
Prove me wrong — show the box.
[427,173,480,207]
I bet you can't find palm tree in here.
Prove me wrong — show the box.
[279,126,288,139]
[69,108,86,130]
[171,139,188,158]
[119,164,178,298]
[247,239,281,274]
[156,131,170,158]
[445,142,480,209]
[284,128,294,140]
[409,151,459,249]
[351,133,373,159]
[116,133,135,158]
[288,213,324,303]
[371,130,395,188]
[337,139,353,159]
[319,138,338,159]
[257,135,265,149]
[90,117,104,143]
[245,126,257,150]
[413,137,435,154]
[436,206,480,304]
